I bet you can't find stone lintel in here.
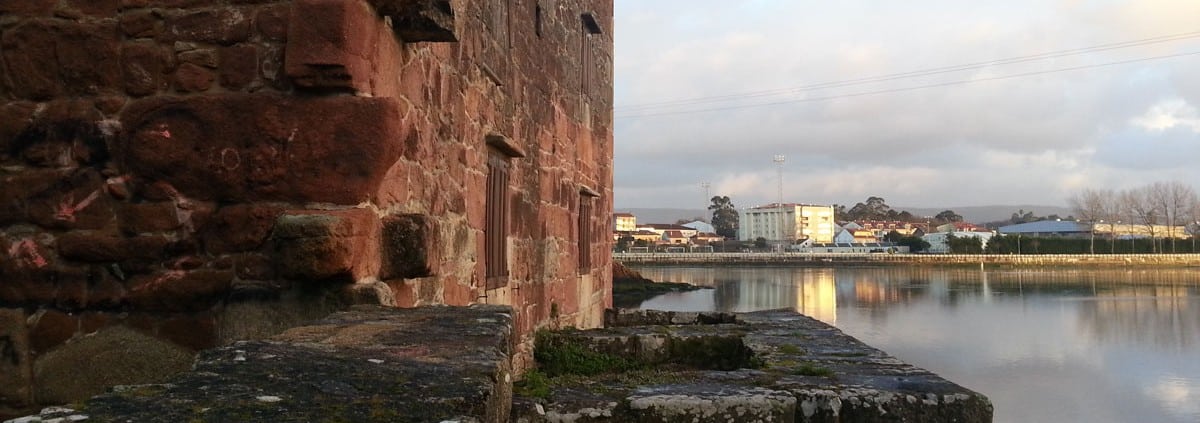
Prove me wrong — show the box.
[485,133,525,158]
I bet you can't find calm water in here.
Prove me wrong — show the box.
[629,265,1200,423]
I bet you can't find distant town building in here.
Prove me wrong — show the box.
[997,221,1090,238]
[854,220,928,239]
[923,231,994,253]
[692,232,725,244]
[739,203,836,244]
[638,223,699,238]
[681,220,715,234]
[614,212,637,232]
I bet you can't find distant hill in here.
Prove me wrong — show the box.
[894,205,1073,224]
[617,205,1074,226]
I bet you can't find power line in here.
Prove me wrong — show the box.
[615,50,1200,120]
[616,30,1200,113]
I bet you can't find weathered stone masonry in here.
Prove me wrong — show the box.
[0,0,613,415]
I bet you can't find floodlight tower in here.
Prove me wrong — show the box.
[773,154,786,251]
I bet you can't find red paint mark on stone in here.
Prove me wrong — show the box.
[54,190,102,222]
[134,270,186,293]
[7,238,47,268]
[151,124,171,139]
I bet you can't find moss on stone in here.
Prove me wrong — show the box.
[534,330,641,376]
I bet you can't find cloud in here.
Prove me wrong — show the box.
[1131,99,1200,132]
[613,0,1200,209]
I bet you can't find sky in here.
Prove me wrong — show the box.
[612,0,1200,211]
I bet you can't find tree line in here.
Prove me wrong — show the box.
[1069,181,1200,253]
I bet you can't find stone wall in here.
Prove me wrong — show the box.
[0,0,613,415]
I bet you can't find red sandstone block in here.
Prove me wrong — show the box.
[29,309,78,355]
[0,0,55,15]
[1,20,122,100]
[122,235,171,260]
[117,202,181,234]
[271,208,381,282]
[178,49,218,68]
[200,204,280,254]
[119,10,162,38]
[174,62,214,92]
[56,22,123,96]
[165,8,251,46]
[218,44,257,90]
[256,4,289,41]
[380,214,436,280]
[26,169,114,231]
[88,276,127,308]
[2,21,61,100]
[118,93,407,204]
[63,0,119,17]
[126,269,234,312]
[0,102,36,154]
[285,0,378,93]
[57,233,127,262]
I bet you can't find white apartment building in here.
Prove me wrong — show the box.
[738,203,836,244]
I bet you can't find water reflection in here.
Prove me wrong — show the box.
[630,266,1200,423]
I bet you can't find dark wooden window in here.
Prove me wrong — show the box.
[486,152,510,288]
[535,4,543,38]
[577,196,593,272]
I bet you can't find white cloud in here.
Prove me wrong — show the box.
[1130,99,1200,132]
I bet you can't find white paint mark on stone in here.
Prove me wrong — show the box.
[256,395,282,403]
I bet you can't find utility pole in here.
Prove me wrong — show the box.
[774,154,786,252]
[700,182,711,216]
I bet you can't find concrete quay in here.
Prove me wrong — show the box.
[616,252,1200,267]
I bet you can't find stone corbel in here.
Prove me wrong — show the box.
[370,0,458,42]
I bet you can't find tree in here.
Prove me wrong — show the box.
[946,234,983,254]
[833,204,847,222]
[846,196,892,221]
[708,196,739,239]
[1125,187,1159,252]
[615,235,634,252]
[934,210,963,223]
[1069,188,1108,254]
[883,230,903,243]
[896,236,930,252]
[753,237,768,249]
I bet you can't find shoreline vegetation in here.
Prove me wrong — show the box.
[612,261,709,308]
[614,252,1200,268]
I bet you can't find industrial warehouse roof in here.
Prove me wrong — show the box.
[997,220,1088,234]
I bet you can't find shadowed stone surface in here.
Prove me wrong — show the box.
[513,309,993,423]
[13,305,514,423]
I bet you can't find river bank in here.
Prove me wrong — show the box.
[612,261,709,308]
[616,252,1200,268]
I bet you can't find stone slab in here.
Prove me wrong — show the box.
[12,305,514,423]
[514,309,993,423]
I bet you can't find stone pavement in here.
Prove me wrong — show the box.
[8,306,991,422]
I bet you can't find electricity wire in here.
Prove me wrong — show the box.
[615,30,1200,118]
[615,50,1200,120]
